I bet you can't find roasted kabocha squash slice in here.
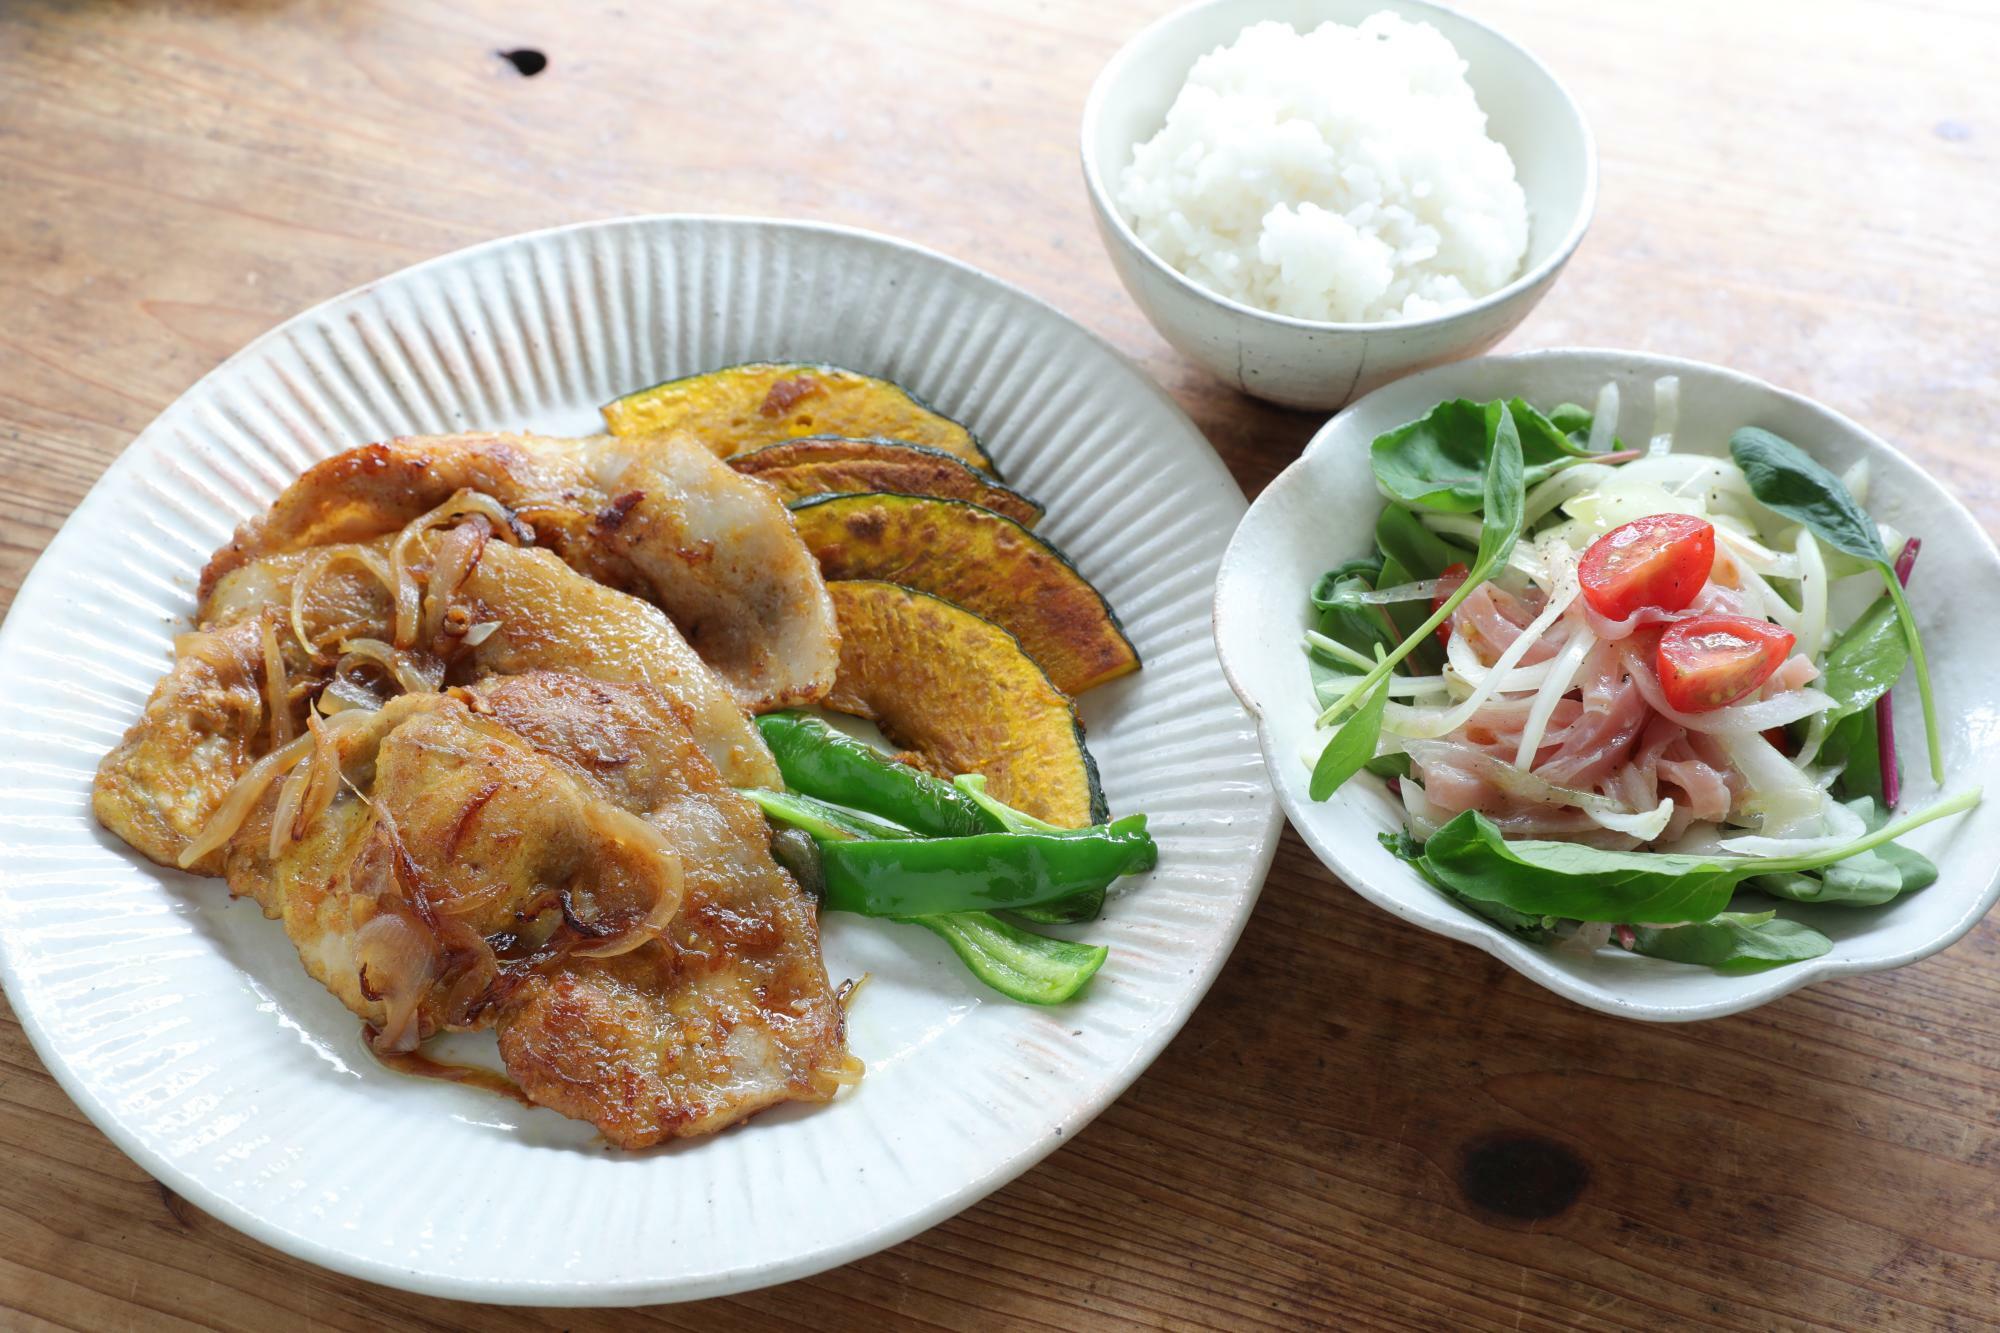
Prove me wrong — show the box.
[603,363,992,473]
[731,437,1043,528]
[790,493,1139,696]
[823,580,1105,827]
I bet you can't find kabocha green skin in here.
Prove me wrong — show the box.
[817,820,1156,917]
[757,712,996,836]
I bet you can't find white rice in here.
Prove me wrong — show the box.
[1117,14,1529,324]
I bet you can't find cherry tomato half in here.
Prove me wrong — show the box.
[1657,614,1797,713]
[1432,562,1468,649]
[1578,513,1716,621]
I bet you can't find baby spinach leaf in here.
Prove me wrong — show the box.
[1310,668,1393,800]
[1310,558,1385,607]
[1375,503,1467,580]
[1411,790,1979,923]
[1875,842,1939,894]
[1508,398,1595,459]
[1370,398,1607,513]
[1380,831,1558,941]
[1417,812,1743,923]
[1731,426,1941,781]
[1375,553,1445,672]
[1628,912,1832,972]
[1310,565,1397,659]
[1818,593,1907,726]
[1547,402,1600,446]
[1314,409,1527,748]
[1363,752,1413,779]
[1823,709,1890,805]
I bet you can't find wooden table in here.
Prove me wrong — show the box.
[2,0,1996,1326]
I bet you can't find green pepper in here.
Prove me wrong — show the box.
[818,818,1157,917]
[906,913,1108,1004]
[757,712,995,836]
[952,775,1110,922]
[740,788,913,843]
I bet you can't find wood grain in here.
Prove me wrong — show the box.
[2,0,1997,1326]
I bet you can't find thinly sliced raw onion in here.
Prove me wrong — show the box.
[1725,558,1803,634]
[1445,620,1572,693]
[1399,780,1444,840]
[1793,528,1828,662]
[1616,643,1832,734]
[1587,381,1620,456]
[1647,376,1680,456]
[1526,463,1616,525]
[1841,457,1872,506]
[259,617,294,750]
[1388,573,1580,741]
[1403,738,1676,839]
[1353,578,1447,604]
[1316,674,1455,705]
[1713,524,1801,579]
[1515,628,1596,767]
[178,730,318,868]
[1711,730,1849,840]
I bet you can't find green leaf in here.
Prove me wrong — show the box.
[1309,566,1397,660]
[1375,503,1468,580]
[1310,668,1393,800]
[1363,752,1413,779]
[1508,398,1595,458]
[1876,842,1940,894]
[907,913,1107,1004]
[1627,912,1833,972]
[1375,552,1445,672]
[1413,791,1980,923]
[1823,709,1891,805]
[1380,830,1558,941]
[1818,594,1907,726]
[1547,402,1600,446]
[1730,428,1889,565]
[1314,405,1527,735]
[1731,427,1940,781]
[1370,399,1602,512]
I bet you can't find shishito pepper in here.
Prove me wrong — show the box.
[757,711,993,837]
[744,712,1158,1004]
[815,816,1156,917]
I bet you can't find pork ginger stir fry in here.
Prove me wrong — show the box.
[93,432,858,1145]
[1305,385,1978,972]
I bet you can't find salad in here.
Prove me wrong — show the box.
[1304,381,1981,972]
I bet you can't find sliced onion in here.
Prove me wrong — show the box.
[178,730,317,868]
[1793,528,1828,662]
[1388,572,1580,741]
[1526,462,1617,525]
[337,638,443,696]
[290,545,394,653]
[388,490,522,647]
[1647,376,1679,456]
[1352,578,1447,604]
[1403,738,1676,840]
[1445,622,1573,693]
[461,620,502,648]
[1587,381,1621,456]
[258,616,294,750]
[1713,524,1800,578]
[421,516,490,648]
[568,803,685,960]
[1515,628,1596,768]
[1711,730,1847,840]
[354,908,437,1054]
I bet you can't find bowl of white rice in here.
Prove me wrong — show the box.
[1082,0,1594,411]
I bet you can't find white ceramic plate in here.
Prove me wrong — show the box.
[1215,349,2000,1021]
[0,217,1279,1304]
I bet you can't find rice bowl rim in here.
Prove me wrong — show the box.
[1080,0,1599,334]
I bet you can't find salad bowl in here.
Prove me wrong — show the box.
[1213,349,2000,1020]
